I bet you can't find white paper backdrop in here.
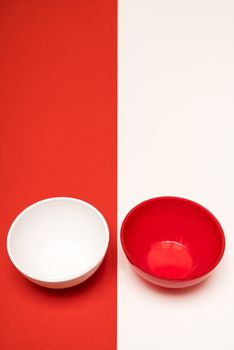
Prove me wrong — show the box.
[118,1,234,349]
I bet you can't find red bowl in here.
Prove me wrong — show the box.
[121,197,225,288]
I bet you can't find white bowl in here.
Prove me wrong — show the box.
[7,197,109,289]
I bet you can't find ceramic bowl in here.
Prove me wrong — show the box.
[7,197,109,289]
[121,196,225,288]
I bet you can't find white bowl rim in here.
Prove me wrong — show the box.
[7,197,110,283]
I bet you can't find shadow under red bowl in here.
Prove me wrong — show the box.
[120,197,225,288]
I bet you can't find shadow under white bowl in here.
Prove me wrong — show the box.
[7,197,109,289]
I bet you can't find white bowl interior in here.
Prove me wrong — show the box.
[7,198,109,282]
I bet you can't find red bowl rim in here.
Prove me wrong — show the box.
[120,196,226,282]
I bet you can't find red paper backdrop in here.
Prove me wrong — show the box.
[0,1,117,349]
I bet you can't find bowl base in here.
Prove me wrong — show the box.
[147,241,193,280]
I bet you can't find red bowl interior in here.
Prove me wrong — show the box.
[121,197,225,282]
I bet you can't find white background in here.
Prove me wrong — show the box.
[118,1,234,349]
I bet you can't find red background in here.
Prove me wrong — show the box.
[0,1,117,349]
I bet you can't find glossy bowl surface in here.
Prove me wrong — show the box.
[7,197,109,288]
[121,197,225,288]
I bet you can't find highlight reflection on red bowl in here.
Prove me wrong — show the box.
[121,197,225,288]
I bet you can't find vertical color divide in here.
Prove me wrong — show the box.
[2,1,234,350]
[0,1,117,349]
